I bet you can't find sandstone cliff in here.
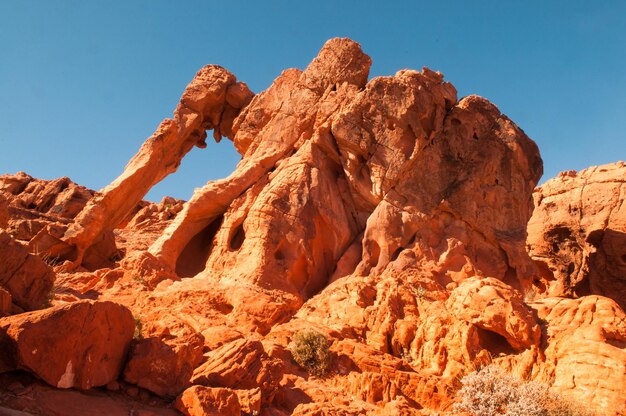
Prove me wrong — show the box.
[0,38,623,416]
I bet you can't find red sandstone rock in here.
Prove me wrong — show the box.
[0,174,93,220]
[123,331,205,397]
[0,173,94,241]
[527,161,626,309]
[529,295,626,415]
[149,39,373,295]
[0,37,622,416]
[175,386,241,416]
[447,277,540,350]
[136,38,544,413]
[234,387,262,415]
[39,67,253,270]
[0,193,8,228]
[0,287,11,317]
[144,39,541,341]
[0,230,55,311]
[191,338,283,405]
[0,300,134,389]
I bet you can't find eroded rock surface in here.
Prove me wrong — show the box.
[123,331,205,398]
[0,300,134,389]
[38,67,253,270]
[0,38,623,415]
[191,338,283,405]
[528,162,626,309]
[0,230,55,312]
[529,296,626,412]
[175,385,241,416]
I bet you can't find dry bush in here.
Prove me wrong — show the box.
[133,317,143,340]
[453,365,595,416]
[289,329,331,377]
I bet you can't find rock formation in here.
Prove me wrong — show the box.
[0,38,623,416]
[0,230,55,313]
[34,67,253,270]
[0,300,134,389]
[123,331,205,397]
[527,162,626,309]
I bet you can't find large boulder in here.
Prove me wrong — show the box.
[0,300,134,389]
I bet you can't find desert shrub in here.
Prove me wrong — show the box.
[413,285,427,300]
[289,329,331,377]
[133,317,143,340]
[453,365,595,416]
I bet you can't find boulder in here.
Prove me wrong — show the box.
[123,332,204,397]
[191,338,283,404]
[175,386,241,416]
[0,300,134,389]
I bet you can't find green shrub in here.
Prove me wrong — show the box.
[454,365,595,416]
[289,330,331,377]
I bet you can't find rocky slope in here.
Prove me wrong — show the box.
[0,38,624,415]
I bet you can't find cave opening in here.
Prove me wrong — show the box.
[229,223,245,251]
[175,214,224,277]
[476,327,517,357]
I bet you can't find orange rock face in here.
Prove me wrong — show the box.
[0,38,623,415]
[530,295,626,412]
[190,338,283,405]
[175,385,241,416]
[0,300,134,389]
[525,162,626,414]
[528,162,626,309]
[123,331,205,397]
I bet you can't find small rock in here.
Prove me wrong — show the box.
[175,386,241,416]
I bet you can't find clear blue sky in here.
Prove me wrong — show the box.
[1,1,625,201]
